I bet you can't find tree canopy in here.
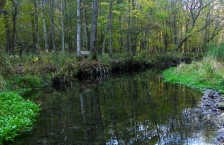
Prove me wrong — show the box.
[0,0,224,55]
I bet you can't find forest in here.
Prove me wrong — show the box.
[2,0,224,144]
[0,0,224,56]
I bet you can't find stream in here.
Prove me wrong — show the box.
[14,69,217,145]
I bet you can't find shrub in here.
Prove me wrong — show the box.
[0,92,40,142]
[98,54,110,66]
[10,75,42,89]
[0,75,7,92]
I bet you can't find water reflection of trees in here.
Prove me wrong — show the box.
[19,70,215,145]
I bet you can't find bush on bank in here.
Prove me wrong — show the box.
[0,92,40,143]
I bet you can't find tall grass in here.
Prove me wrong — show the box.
[163,44,224,93]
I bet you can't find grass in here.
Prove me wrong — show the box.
[163,54,224,93]
[163,43,224,93]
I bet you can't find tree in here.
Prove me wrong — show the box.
[0,0,6,14]
[76,0,81,56]
[90,0,99,60]
[61,0,65,52]
[49,0,55,51]
[32,0,40,53]
[40,0,48,52]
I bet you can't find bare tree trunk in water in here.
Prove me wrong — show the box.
[93,88,104,136]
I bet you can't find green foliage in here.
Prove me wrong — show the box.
[98,53,110,66]
[206,43,224,61]
[0,92,40,142]
[133,50,151,62]
[0,75,7,92]
[9,75,42,89]
[0,50,14,77]
[163,57,224,93]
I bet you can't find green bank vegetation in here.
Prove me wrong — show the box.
[163,44,224,93]
[0,92,40,143]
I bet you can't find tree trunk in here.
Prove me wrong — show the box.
[61,0,65,52]
[82,0,89,51]
[108,0,113,55]
[11,0,18,54]
[102,0,113,55]
[49,0,56,51]
[33,0,40,54]
[90,0,98,60]
[128,0,132,55]
[4,11,10,53]
[40,0,48,52]
[77,0,81,56]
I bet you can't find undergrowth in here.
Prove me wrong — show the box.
[0,92,40,143]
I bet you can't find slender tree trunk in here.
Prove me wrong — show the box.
[31,13,36,52]
[90,0,99,60]
[61,0,65,52]
[49,0,56,51]
[4,11,10,53]
[11,0,18,54]
[128,0,132,55]
[77,0,81,56]
[82,0,89,51]
[40,0,48,51]
[33,0,40,53]
[102,0,113,55]
[108,0,113,55]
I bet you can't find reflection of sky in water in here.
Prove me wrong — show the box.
[16,70,217,144]
[107,121,216,145]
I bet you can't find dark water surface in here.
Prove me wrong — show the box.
[16,70,216,145]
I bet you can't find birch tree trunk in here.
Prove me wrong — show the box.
[77,0,81,57]
[49,0,56,51]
